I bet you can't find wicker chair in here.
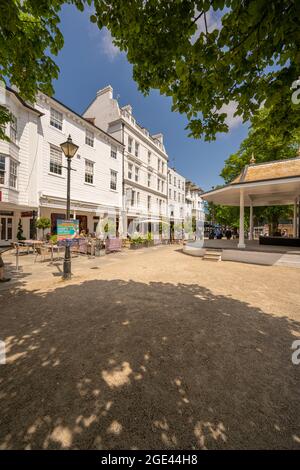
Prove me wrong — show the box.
[34,245,51,263]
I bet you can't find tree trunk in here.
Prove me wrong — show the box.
[270,215,279,236]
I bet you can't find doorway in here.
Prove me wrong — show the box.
[0,216,13,244]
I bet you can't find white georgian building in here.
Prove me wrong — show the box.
[83,86,168,235]
[35,92,123,236]
[0,82,205,245]
[0,83,123,244]
[167,167,186,238]
[185,180,205,235]
[0,85,43,244]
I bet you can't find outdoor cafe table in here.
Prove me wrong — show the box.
[22,240,43,254]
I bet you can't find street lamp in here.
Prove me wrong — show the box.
[60,134,79,280]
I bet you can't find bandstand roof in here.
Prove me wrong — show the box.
[201,157,300,207]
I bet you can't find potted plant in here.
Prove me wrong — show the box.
[16,218,26,241]
[36,217,51,240]
[49,234,57,245]
[130,235,143,249]
[145,232,154,247]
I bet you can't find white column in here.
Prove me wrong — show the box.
[238,189,246,248]
[249,203,254,240]
[293,198,298,238]
[119,210,127,239]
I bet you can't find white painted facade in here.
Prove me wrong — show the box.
[0,84,42,244]
[83,86,168,234]
[0,82,205,244]
[0,84,124,244]
[35,92,123,236]
[168,167,186,221]
[185,181,204,220]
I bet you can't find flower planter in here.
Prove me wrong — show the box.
[130,242,146,250]
[122,239,131,249]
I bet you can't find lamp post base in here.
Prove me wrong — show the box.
[63,245,72,280]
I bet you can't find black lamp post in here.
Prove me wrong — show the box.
[60,135,79,280]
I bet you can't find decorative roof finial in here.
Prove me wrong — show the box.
[250,153,256,164]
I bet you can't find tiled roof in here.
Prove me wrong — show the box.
[231,157,300,184]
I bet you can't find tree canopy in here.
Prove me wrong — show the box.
[221,108,300,183]
[93,0,300,140]
[0,0,90,139]
[206,107,299,231]
[1,1,299,143]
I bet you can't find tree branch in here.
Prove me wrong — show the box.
[193,10,204,24]
[204,11,208,36]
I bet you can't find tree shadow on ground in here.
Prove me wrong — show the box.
[0,279,300,449]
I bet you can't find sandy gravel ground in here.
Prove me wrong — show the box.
[1,245,300,449]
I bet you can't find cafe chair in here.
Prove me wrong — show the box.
[34,245,51,263]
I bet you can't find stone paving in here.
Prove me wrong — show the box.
[1,245,300,449]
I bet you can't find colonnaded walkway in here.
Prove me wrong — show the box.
[1,245,300,449]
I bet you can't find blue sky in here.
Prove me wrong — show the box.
[53,4,249,191]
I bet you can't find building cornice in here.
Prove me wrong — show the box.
[109,117,168,160]
[124,178,167,199]
[39,194,122,211]
[6,86,44,117]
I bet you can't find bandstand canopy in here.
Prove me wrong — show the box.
[201,157,300,207]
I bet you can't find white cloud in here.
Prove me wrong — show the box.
[218,101,243,130]
[100,28,120,61]
[191,9,223,44]
[85,4,121,62]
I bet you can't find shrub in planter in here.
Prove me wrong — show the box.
[144,232,154,247]
[17,219,26,241]
[130,236,144,249]
[49,234,57,244]
[36,217,51,240]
